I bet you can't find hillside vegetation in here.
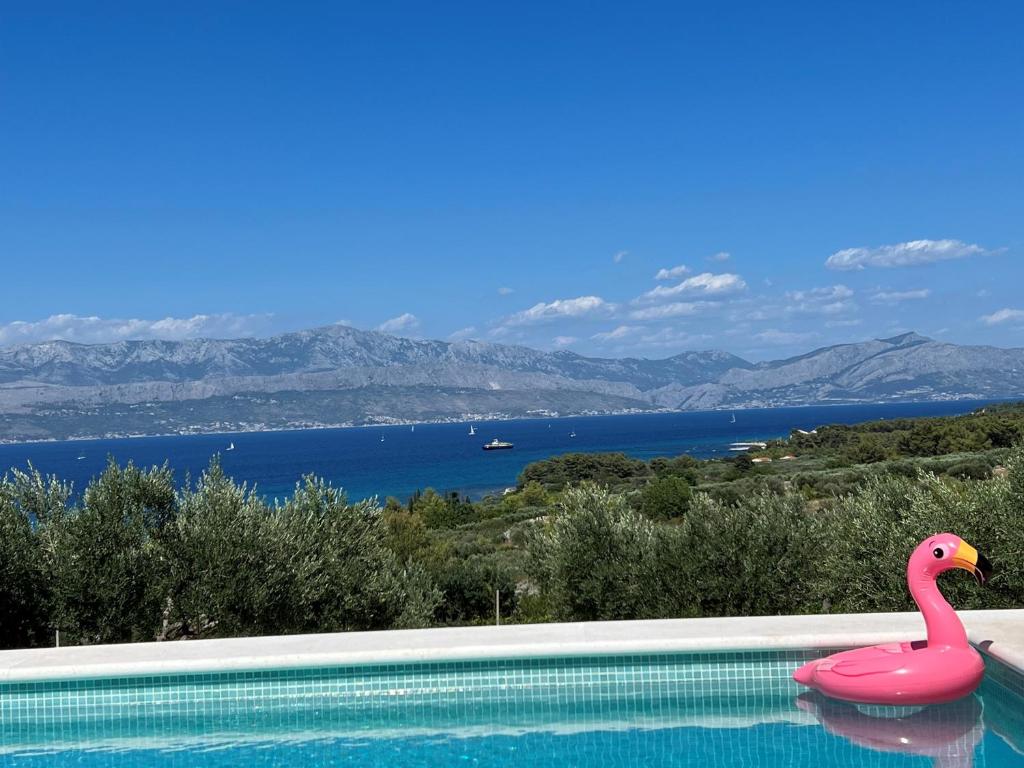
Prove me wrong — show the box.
[1,404,1023,649]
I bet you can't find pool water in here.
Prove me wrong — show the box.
[1,651,1022,767]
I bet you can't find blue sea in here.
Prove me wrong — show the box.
[0,401,994,503]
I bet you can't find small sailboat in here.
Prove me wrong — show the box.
[380,434,385,442]
[76,454,86,460]
[569,430,576,438]
[226,442,235,451]
[469,425,476,436]
[730,413,737,424]
[410,424,415,432]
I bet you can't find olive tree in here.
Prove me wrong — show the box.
[42,460,175,645]
[527,483,690,621]
[0,467,66,648]
[159,465,439,638]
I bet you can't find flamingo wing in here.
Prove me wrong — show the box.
[827,653,909,678]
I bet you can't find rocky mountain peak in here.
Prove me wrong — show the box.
[880,332,933,347]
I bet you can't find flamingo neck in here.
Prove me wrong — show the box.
[909,571,968,648]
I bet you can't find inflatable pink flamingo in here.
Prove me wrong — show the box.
[794,533,993,706]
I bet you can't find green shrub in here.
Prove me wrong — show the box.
[411,488,476,529]
[650,455,699,484]
[383,504,430,562]
[680,490,823,617]
[430,554,517,625]
[813,465,1024,613]
[42,460,175,645]
[638,475,692,520]
[945,459,993,480]
[160,467,440,638]
[732,454,754,473]
[527,483,692,621]
[518,452,650,489]
[273,477,440,631]
[0,468,61,648]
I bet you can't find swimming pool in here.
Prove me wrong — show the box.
[1,650,1022,767]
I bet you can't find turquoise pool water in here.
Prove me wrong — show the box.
[1,651,1022,766]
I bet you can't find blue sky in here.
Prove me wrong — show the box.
[1,1,1021,361]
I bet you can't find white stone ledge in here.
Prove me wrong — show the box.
[0,609,1020,684]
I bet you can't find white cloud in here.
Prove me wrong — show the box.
[497,286,515,295]
[448,326,477,341]
[708,251,731,262]
[592,325,641,341]
[637,272,746,303]
[628,302,706,320]
[654,265,690,281]
[871,288,931,303]
[504,295,614,326]
[787,285,854,302]
[613,250,629,264]
[552,335,577,348]
[980,308,1024,326]
[0,313,274,346]
[377,313,420,334]
[754,329,818,345]
[785,285,856,315]
[825,239,990,270]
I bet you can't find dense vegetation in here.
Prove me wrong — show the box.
[521,403,1024,503]
[1,403,1023,650]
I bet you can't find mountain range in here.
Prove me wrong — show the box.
[1,325,1022,442]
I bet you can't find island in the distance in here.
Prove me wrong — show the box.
[1,325,1022,443]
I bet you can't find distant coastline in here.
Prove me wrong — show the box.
[0,396,999,447]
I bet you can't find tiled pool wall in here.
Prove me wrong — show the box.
[2,648,1022,768]
[1,648,1021,737]
[0,649,840,728]
[984,652,1024,698]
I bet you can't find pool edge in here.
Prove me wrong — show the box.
[1,610,1021,684]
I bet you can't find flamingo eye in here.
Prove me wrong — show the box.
[933,547,944,559]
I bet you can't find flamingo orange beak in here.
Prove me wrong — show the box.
[952,540,994,585]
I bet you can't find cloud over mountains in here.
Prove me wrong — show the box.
[0,313,273,346]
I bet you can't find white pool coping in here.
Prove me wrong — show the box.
[0,609,1021,684]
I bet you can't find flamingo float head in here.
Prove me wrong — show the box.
[908,533,993,585]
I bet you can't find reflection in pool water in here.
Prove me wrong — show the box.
[797,691,983,767]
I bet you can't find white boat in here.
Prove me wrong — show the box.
[469,425,476,436]
[380,434,385,442]
[482,438,513,451]
[226,442,235,451]
[76,454,86,460]
[411,425,415,432]
[730,413,736,423]
[569,430,576,438]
